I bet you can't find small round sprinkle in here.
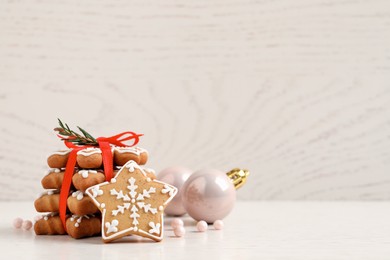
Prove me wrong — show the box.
[146,178,151,182]
[22,220,33,231]
[13,218,23,229]
[75,223,79,227]
[213,220,224,230]
[101,203,106,208]
[70,218,74,222]
[196,221,208,232]
[158,206,164,211]
[43,216,49,221]
[171,218,184,228]
[173,226,185,237]
[111,178,117,183]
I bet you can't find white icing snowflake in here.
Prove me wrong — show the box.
[126,162,136,172]
[105,219,119,234]
[110,176,158,228]
[112,203,130,216]
[90,186,103,198]
[86,160,178,241]
[110,189,130,201]
[148,222,161,234]
[161,184,176,197]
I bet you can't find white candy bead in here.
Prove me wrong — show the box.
[173,226,185,237]
[171,218,184,228]
[196,220,208,232]
[213,220,224,230]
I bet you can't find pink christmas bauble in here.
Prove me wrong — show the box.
[157,166,192,216]
[181,169,236,223]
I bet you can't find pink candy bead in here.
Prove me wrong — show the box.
[196,220,208,232]
[173,226,185,237]
[213,220,224,230]
[13,218,23,229]
[34,215,43,222]
[171,218,184,228]
[22,220,33,231]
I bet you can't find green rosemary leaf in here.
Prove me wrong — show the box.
[54,119,98,146]
[65,123,72,132]
[57,118,65,129]
[77,126,96,142]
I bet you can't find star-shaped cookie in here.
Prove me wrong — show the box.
[85,160,177,242]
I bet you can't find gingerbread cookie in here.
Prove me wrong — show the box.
[113,147,149,166]
[86,160,177,243]
[34,190,60,212]
[143,168,156,180]
[34,213,67,235]
[137,147,149,165]
[114,166,156,180]
[67,191,99,215]
[47,150,71,168]
[66,215,101,239]
[72,170,106,192]
[76,148,103,169]
[41,169,65,189]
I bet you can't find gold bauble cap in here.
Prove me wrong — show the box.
[226,168,250,190]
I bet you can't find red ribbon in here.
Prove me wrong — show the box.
[58,132,143,230]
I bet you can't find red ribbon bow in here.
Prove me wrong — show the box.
[59,131,143,230]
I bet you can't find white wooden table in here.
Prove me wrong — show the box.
[1,201,390,259]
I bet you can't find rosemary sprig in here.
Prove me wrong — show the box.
[54,118,98,146]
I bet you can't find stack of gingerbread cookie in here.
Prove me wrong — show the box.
[34,146,154,239]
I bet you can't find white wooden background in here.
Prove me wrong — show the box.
[0,0,389,200]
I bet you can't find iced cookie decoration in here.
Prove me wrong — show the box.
[47,150,71,168]
[114,166,156,181]
[34,190,61,212]
[77,148,103,169]
[67,191,99,215]
[142,168,156,180]
[34,119,146,239]
[66,215,101,239]
[34,213,66,235]
[41,169,65,189]
[72,170,106,192]
[86,160,177,243]
[113,147,149,166]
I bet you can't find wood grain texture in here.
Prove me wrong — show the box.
[0,0,389,200]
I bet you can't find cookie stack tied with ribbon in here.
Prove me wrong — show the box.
[34,120,154,239]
